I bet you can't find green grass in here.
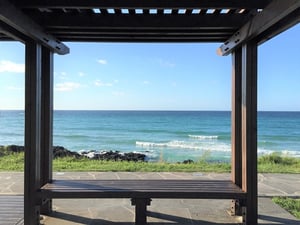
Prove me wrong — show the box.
[258,153,300,173]
[52,156,230,172]
[0,148,299,173]
[273,197,300,219]
[0,152,24,171]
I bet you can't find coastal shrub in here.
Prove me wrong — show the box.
[258,153,298,165]
[0,152,24,170]
[0,148,300,173]
[273,197,300,219]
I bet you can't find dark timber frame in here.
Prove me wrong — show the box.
[0,1,299,225]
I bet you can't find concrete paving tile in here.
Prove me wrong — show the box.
[116,172,145,179]
[187,199,238,224]
[87,172,120,180]
[147,207,191,224]
[150,199,183,208]
[91,205,134,223]
[129,172,163,180]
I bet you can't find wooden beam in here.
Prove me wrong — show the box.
[257,7,300,45]
[0,21,27,42]
[48,35,225,42]
[241,41,258,225]
[217,0,300,56]
[24,41,42,225]
[231,48,242,188]
[40,46,54,215]
[0,0,69,55]
[18,0,271,9]
[41,14,246,29]
[48,28,234,36]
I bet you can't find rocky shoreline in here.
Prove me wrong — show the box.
[0,145,196,163]
[0,145,147,162]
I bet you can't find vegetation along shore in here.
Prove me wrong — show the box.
[0,145,299,173]
[1,145,299,219]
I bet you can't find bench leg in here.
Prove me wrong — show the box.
[231,199,247,225]
[131,198,151,225]
[231,199,242,216]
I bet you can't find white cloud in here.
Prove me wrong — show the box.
[94,80,113,87]
[78,72,86,77]
[55,82,81,92]
[7,86,24,91]
[55,71,68,80]
[97,59,108,65]
[0,60,25,73]
[143,80,150,85]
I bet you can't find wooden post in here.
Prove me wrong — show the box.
[40,46,54,214]
[241,41,258,225]
[231,47,242,187]
[24,41,42,225]
[231,48,243,216]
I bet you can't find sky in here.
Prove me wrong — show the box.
[0,24,299,111]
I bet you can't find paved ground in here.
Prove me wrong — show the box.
[0,172,299,225]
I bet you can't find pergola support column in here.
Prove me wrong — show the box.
[241,41,258,225]
[24,41,43,225]
[231,47,243,216]
[40,46,54,214]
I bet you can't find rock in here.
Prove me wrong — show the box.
[1,144,146,162]
[182,159,194,164]
[80,150,146,162]
[6,145,24,153]
[52,146,81,159]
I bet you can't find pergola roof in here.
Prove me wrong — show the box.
[0,0,272,43]
[1,0,299,55]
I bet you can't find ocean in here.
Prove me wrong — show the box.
[0,110,300,162]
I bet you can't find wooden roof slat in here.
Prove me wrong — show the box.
[48,29,234,36]
[17,0,272,10]
[51,35,226,43]
[1,0,297,46]
[38,14,248,30]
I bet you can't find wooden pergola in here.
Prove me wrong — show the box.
[1,1,299,225]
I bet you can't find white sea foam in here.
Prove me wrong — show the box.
[136,141,201,150]
[188,135,218,140]
[258,148,300,157]
[136,140,232,152]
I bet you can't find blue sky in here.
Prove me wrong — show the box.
[0,24,299,111]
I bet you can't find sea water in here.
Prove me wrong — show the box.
[0,110,300,162]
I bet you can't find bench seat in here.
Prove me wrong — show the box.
[41,179,246,199]
[40,179,246,224]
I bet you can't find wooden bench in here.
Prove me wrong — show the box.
[41,179,247,225]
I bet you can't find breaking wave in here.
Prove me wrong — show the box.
[188,135,218,140]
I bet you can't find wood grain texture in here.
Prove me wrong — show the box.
[41,179,247,199]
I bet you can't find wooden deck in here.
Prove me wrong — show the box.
[0,195,23,225]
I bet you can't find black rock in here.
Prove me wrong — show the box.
[82,150,146,162]
[6,145,24,153]
[183,159,194,164]
[52,146,81,159]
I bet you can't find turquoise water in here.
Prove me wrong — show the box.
[0,110,300,162]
